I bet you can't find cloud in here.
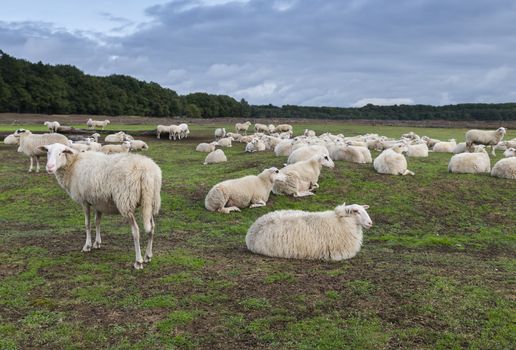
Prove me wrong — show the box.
[1,0,516,106]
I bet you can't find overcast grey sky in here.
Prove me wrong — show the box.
[1,0,516,107]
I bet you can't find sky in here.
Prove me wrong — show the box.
[1,0,516,107]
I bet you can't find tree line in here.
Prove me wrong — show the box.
[1,50,515,120]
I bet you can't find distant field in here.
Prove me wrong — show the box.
[0,120,514,349]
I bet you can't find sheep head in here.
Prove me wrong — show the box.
[38,143,76,174]
[335,204,373,229]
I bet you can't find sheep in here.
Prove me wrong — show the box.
[105,131,132,143]
[374,144,415,176]
[39,143,161,269]
[331,145,366,163]
[245,138,266,152]
[491,157,516,179]
[421,136,441,148]
[268,124,276,134]
[214,128,226,140]
[275,124,293,133]
[87,118,110,130]
[433,139,457,153]
[465,127,506,151]
[204,149,227,165]
[254,123,269,134]
[226,132,242,142]
[68,141,90,153]
[3,134,19,145]
[245,203,372,261]
[129,140,149,151]
[273,154,335,197]
[279,131,293,139]
[235,121,252,134]
[353,146,373,163]
[204,167,286,213]
[156,125,171,139]
[503,148,516,158]
[287,145,329,164]
[407,143,429,157]
[44,121,60,133]
[239,135,254,143]
[178,123,190,139]
[448,145,490,174]
[274,140,293,156]
[14,129,68,172]
[402,131,420,141]
[196,142,218,153]
[86,141,102,152]
[304,129,316,137]
[90,133,100,142]
[491,140,516,156]
[100,141,131,154]
[452,142,468,154]
[217,137,233,148]
[169,125,183,140]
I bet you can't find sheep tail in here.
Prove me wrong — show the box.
[141,169,162,232]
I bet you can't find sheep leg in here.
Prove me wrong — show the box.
[144,216,155,263]
[129,213,144,269]
[402,170,415,176]
[82,205,92,252]
[250,200,266,208]
[491,147,496,157]
[219,206,241,213]
[294,191,315,197]
[92,210,102,249]
[35,156,40,173]
[28,156,34,172]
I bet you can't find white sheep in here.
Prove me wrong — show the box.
[433,139,457,153]
[169,125,182,140]
[245,138,266,152]
[235,121,252,134]
[226,132,242,142]
[39,143,161,269]
[254,123,269,133]
[217,137,233,148]
[287,145,329,164]
[204,149,227,165]
[87,118,110,130]
[407,143,429,157]
[214,128,226,140]
[68,141,90,153]
[448,145,490,174]
[268,124,276,134]
[304,129,316,137]
[129,140,149,151]
[196,142,218,152]
[421,136,441,148]
[245,203,372,261]
[274,140,293,156]
[279,131,293,139]
[105,131,131,143]
[100,141,131,154]
[491,140,516,156]
[465,127,506,151]
[374,144,414,176]
[491,157,516,179]
[205,167,286,213]
[178,123,190,139]
[275,124,293,133]
[331,145,367,163]
[14,129,68,172]
[503,148,516,158]
[156,125,171,139]
[273,154,334,197]
[239,135,254,143]
[44,121,60,133]
[452,142,468,154]
[3,134,19,145]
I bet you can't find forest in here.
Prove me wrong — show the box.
[1,50,515,120]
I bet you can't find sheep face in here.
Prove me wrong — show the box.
[391,144,408,154]
[320,155,335,168]
[497,127,507,135]
[266,167,287,183]
[335,204,373,229]
[38,143,76,174]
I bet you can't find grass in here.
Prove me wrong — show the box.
[0,119,514,349]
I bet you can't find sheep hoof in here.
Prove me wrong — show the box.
[144,255,152,263]
[133,261,144,270]
[92,241,101,249]
[82,244,92,252]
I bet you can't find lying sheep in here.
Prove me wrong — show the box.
[240,135,254,143]
[452,142,468,154]
[214,128,226,139]
[3,134,19,145]
[235,121,251,134]
[204,149,227,165]
[433,139,457,153]
[129,140,149,151]
[503,148,516,158]
[156,125,171,139]
[226,132,242,142]
[287,145,329,164]
[448,145,490,174]
[87,118,110,130]
[217,137,233,147]
[492,140,516,156]
[274,140,293,156]
[421,136,441,148]
[44,121,60,133]
[39,143,161,269]
[279,131,293,139]
[245,203,372,261]
[407,143,429,157]
[105,131,131,143]
[304,129,316,137]
[491,157,516,179]
[100,141,131,154]
[245,138,266,152]
[205,167,286,213]
[466,127,506,151]
[196,142,218,153]
[15,129,69,172]
[273,155,334,197]
[374,144,414,176]
[331,145,366,163]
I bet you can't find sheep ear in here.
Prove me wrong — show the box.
[37,145,48,152]
[63,148,74,154]
[362,205,369,209]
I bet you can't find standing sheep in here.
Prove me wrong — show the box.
[39,143,161,269]
[374,144,414,176]
[205,167,286,213]
[204,149,227,165]
[245,203,372,261]
[275,124,293,133]
[15,129,69,172]
[169,125,182,140]
[44,121,60,133]
[214,128,226,140]
[491,157,516,179]
[178,123,190,139]
[235,121,252,134]
[254,123,269,133]
[87,119,110,130]
[448,145,490,174]
[465,127,506,151]
[156,125,171,139]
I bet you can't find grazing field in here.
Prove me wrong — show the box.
[0,121,515,349]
